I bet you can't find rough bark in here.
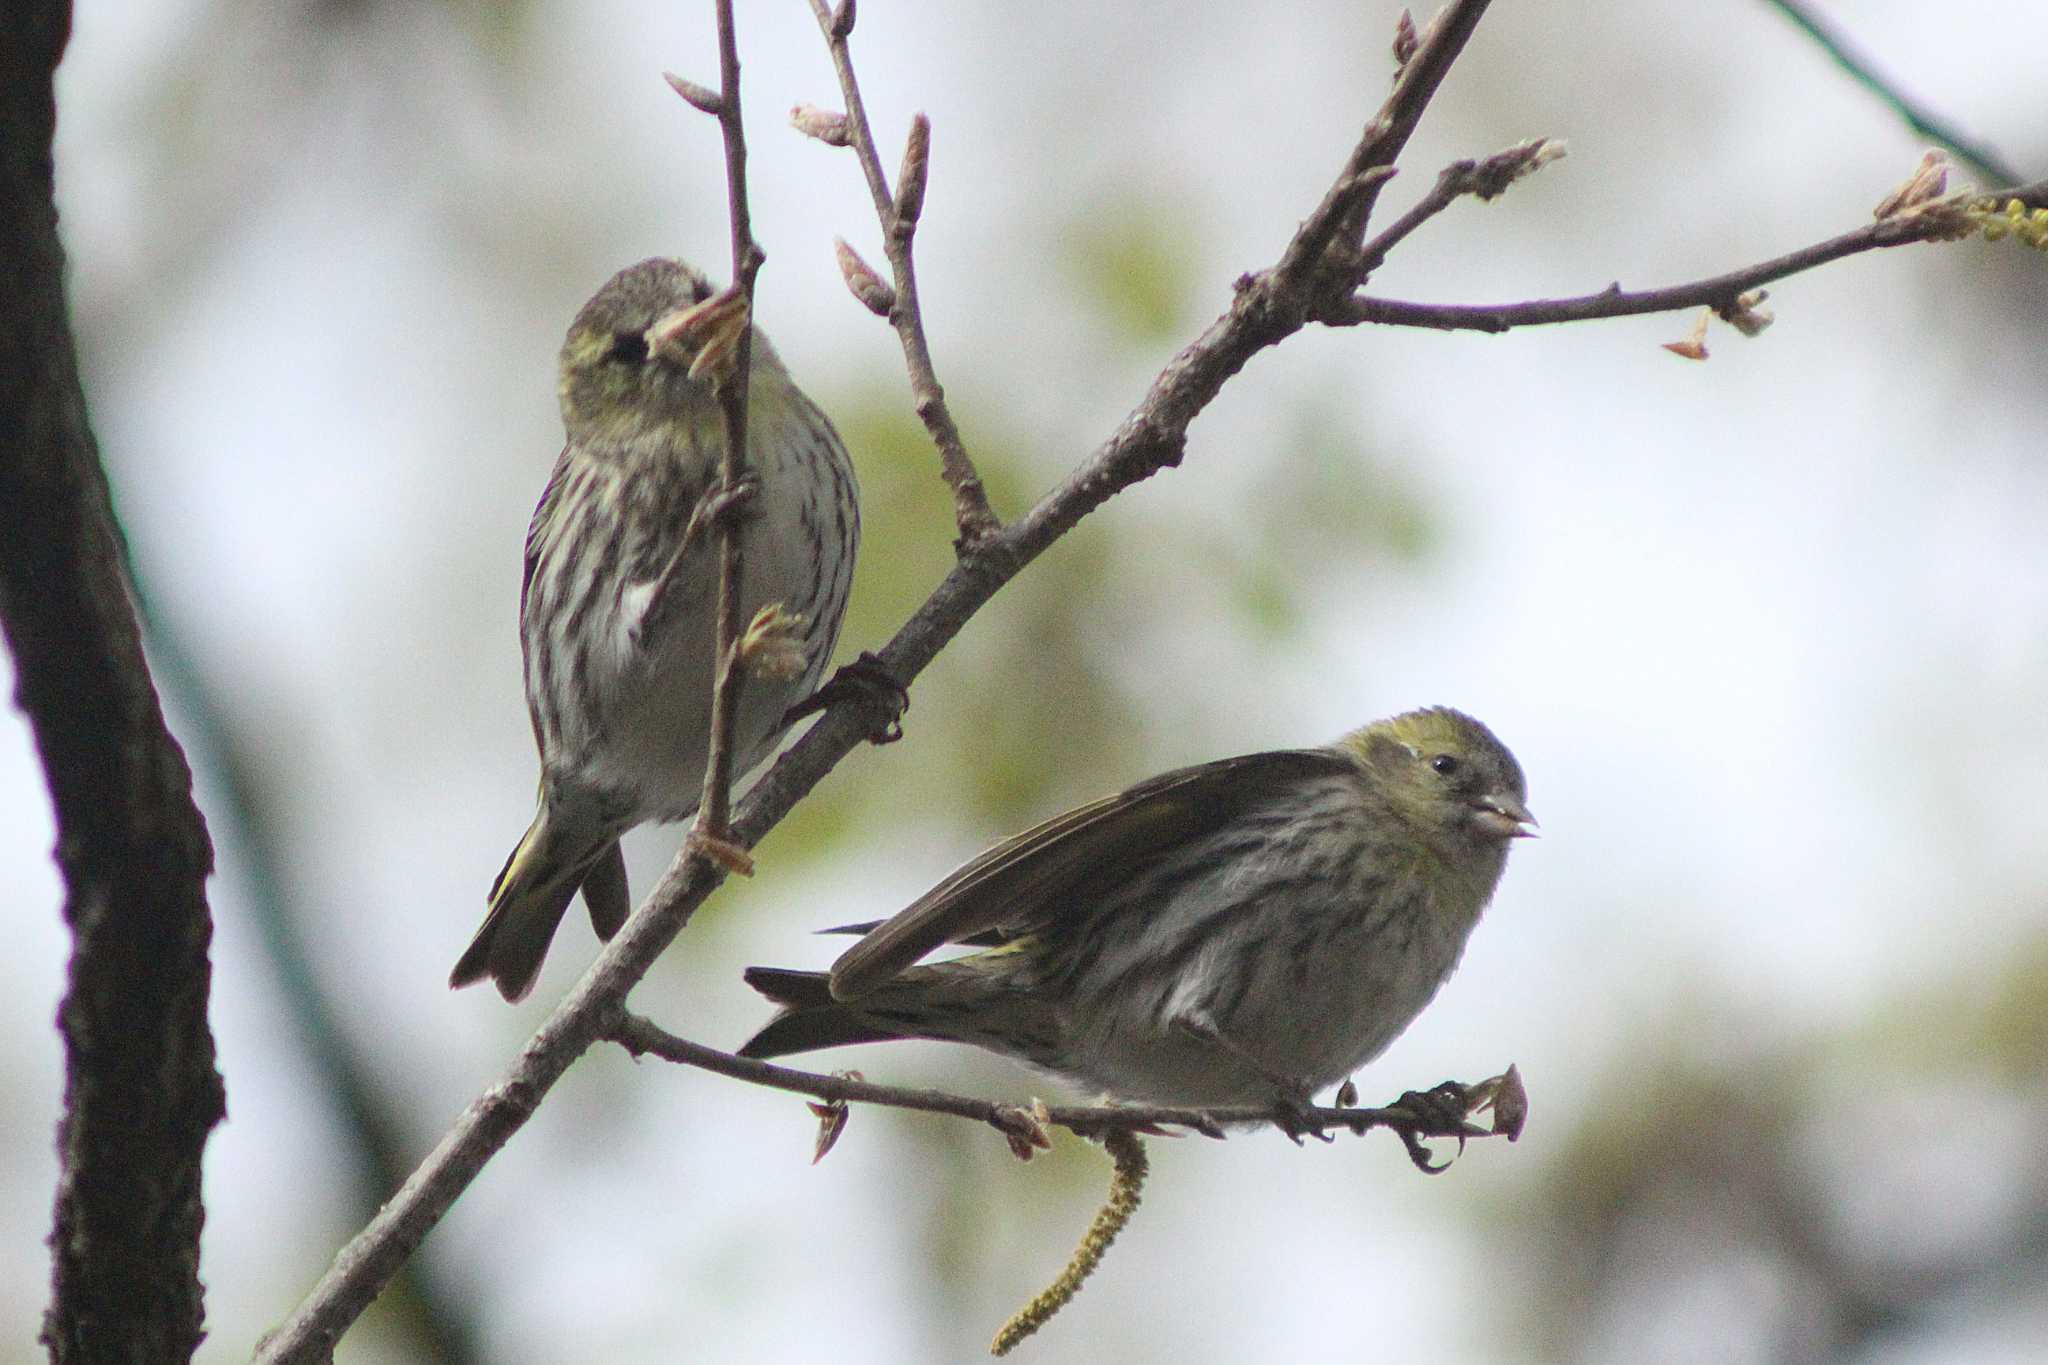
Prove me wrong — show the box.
[0,4,225,1361]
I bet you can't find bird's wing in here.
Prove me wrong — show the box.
[516,449,574,754]
[827,747,1356,998]
[521,447,573,618]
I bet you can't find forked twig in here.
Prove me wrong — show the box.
[802,0,1000,546]
[1327,179,2048,333]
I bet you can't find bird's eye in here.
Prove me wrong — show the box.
[608,331,650,364]
[1429,753,1460,776]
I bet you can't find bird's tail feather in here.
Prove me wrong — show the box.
[738,967,901,1059]
[451,811,625,1002]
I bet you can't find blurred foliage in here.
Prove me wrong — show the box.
[1223,398,1438,640]
[1060,193,1203,346]
[1861,925,2048,1085]
[1497,927,2048,1364]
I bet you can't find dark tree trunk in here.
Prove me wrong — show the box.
[0,4,226,1361]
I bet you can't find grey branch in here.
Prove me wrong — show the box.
[804,0,999,546]
[689,0,763,852]
[1328,178,2048,333]
[606,1011,1518,1155]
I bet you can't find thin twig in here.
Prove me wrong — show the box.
[691,0,764,850]
[1355,138,1565,279]
[804,0,1000,547]
[1325,178,2048,333]
[1766,0,2023,188]
[605,1012,1502,1148]
[1274,0,1497,290]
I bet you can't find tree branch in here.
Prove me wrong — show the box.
[1276,0,1496,288]
[1356,138,1565,279]
[1326,178,2048,333]
[1,3,225,1360]
[685,0,764,856]
[803,0,1000,547]
[605,1011,1516,1154]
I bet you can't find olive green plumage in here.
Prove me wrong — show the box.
[741,708,1532,1108]
[453,258,859,1002]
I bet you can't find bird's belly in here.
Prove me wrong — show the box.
[555,480,839,820]
[1065,890,1473,1108]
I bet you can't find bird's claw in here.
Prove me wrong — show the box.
[680,470,762,554]
[783,651,908,744]
[686,825,755,877]
[1269,1094,1334,1145]
[1396,1081,1474,1132]
[1391,1082,1475,1174]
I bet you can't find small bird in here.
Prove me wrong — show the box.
[740,708,1532,1112]
[452,258,859,1002]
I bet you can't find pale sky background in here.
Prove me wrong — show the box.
[4,2,2045,1362]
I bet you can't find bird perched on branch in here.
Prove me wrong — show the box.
[453,258,860,1002]
[740,707,1532,1114]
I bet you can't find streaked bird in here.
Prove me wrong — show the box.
[453,258,859,1001]
[739,707,1531,1112]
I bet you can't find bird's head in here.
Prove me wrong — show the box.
[557,257,776,447]
[1348,706,1535,853]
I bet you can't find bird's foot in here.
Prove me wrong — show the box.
[782,651,908,744]
[737,603,811,682]
[1268,1092,1334,1146]
[1390,1081,1475,1174]
[686,824,755,877]
[680,469,761,554]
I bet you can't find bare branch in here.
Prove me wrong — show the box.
[803,0,999,546]
[689,0,765,857]
[1356,139,1565,279]
[604,1013,1510,1155]
[1274,0,1496,288]
[1324,179,2048,334]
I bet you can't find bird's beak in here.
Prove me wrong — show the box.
[646,284,751,382]
[1473,793,1538,839]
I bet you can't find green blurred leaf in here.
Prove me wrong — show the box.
[1060,198,1201,346]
